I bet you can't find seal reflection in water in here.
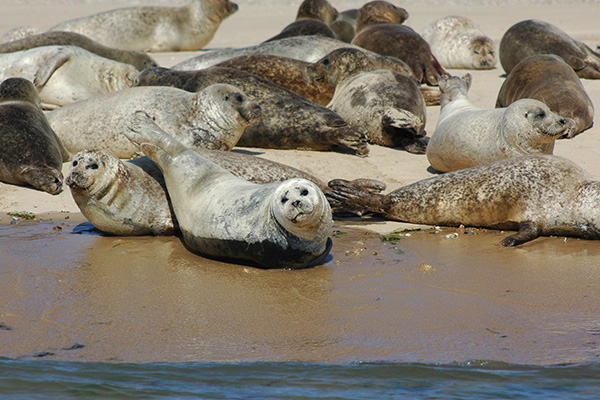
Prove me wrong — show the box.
[123,111,333,269]
[328,155,600,246]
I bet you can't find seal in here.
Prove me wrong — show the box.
[123,110,333,269]
[263,19,337,43]
[420,15,497,69]
[354,1,409,34]
[66,132,332,237]
[48,0,238,52]
[352,23,447,85]
[66,148,176,236]
[295,0,339,25]
[307,48,427,153]
[327,154,600,246]
[495,54,594,137]
[0,45,139,109]
[133,66,369,156]
[427,74,574,172]
[499,19,600,79]
[172,35,414,73]
[47,83,262,158]
[0,77,68,194]
[0,31,158,71]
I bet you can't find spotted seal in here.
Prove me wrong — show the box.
[426,74,574,172]
[495,54,594,137]
[133,66,369,156]
[0,31,157,71]
[123,110,333,269]
[307,47,427,153]
[499,19,600,79]
[421,15,496,69]
[0,78,68,194]
[327,155,600,246]
[47,83,261,158]
[0,45,138,109]
[48,0,238,52]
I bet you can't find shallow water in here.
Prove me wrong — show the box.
[1,360,599,399]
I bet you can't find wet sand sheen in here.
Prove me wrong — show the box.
[1,220,598,364]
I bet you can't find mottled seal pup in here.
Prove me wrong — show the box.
[307,48,427,153]
[0,31,158,71]
[123,111,333,269]
[0,78,68,194]
[495,54,594,137]
[327,155,600,246]
[421,15,497,69]
[499,19,600,79]
[66,149,177,236]
[48,0,238,52]
[133,67,369,156]
[427,74,574,172]
[0,45,138,109]
[352,24,447,85]
[47,83,261,158]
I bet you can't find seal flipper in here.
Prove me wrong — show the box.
[326,178,391,215]
[501,220,540,246]
[33,52,71,87]
[140,143,172,170]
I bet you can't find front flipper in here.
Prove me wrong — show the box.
[501,221,540,246]
[34,53,70,88]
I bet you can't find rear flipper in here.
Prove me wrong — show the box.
[326,178,390,215]
[382,109,428,154]
[501,221,540,246]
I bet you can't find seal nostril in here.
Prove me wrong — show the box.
[292,200,301,207]
[559,118,567,125]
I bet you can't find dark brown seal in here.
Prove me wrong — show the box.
[496,54,594,137]
[327,155,600,246]
[0,31,157,71]
[499,19,600,79]
[0,78,68,194]
[133,67,369,156]
[352,24,447,85]
[354,1,408,34]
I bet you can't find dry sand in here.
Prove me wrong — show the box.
[0,1,599,364]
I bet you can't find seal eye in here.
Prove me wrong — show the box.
[86,163,99,170]
[236,95,244,102]
[72,160,78,167]
[224,96,229,101]
[300,189,309,196]
[322,59,330,66]
[474,50,480,55]
[281,197,288,204]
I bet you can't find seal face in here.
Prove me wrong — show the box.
[421,15,497,69]
[0,78,66,194]
[499,19,600,79]
[133,66,369,157]
[327,155,600,246]
[496,54,594,137]
[66,149,176,236]
[0,31,158,71]
[123,111,333,269]
[427,74,574,172]
[352,24,447,85]
[47,83,261,158]
[48,0,238,52]
[307,48,427,153]
[0,45,139,109]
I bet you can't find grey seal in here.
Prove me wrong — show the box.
[47,83,262,158]
[496,54,594,137]
[0,45,138,109]
[0,78,68,194]
[421,15,497,69]
[0,31,157,71]
[499,19,600,79]
[133,66,369,156]
[307,48,427,153]
[327,154,600,246]
[48,0,238,52]
[427,74,574,172]
[354,1,409,33]
[123,111,333,269]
